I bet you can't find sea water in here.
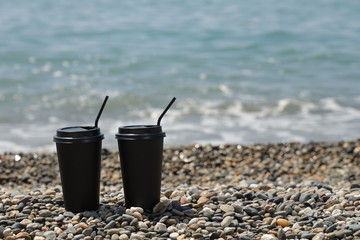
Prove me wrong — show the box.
[0,0,359,152]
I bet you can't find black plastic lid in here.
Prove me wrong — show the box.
[54,126,104,143]
[115,125,166,140]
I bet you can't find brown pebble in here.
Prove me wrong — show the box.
[264,204,272,212]
[79,222,88,229]
[268,230,278,236]
[189,223,199,230]
[166,218,177,225]
[276,218,290,227]
[197,196,209,205]
[15,232,31,240]
[180,196,188,204]
[153,199,171,213]
[132,212,143,220]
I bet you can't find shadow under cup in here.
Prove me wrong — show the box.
[116,125,166,211]
[54,126,104,212]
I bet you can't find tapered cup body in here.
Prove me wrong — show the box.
[116,125,165,211]
[54,126,103,212]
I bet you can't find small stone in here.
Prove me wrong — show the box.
[43,231,56,240]
[39,210,52,217]
[19,219,32,226]
[153,199,171,213]
[332,209,342,217]
[260,234,278,240]
[63,211,75,218]
[132,212,143,220]
[15,232,31,240]
[74,234,85,240]
[276,219,290,227]
[312,233,325,240]
[34,237,46,240]
[170,190,185,199]
[202,207,215,217]
[210,233,220,239]
[65,224,76,234]
[299,193,312,203]
[82,228,93,236]
[325,223,338,233]
[107,229,121,235]
[192,233,204,238]
[350,183,360,189]
[105,221,116,229]
[119,234,129,240]
[180,196,188,204]
[277,228,286,240]
[220,204,234,213]
[129,207,144,214]
[188,188,200,195]
[349,224,360,232]
[171,208,185,216]
[3,228,12,238]
[154,222,167,233]
[197,196,209,206]
[111,234,119,240]
[301,233,317,239]
[221,216,233,227]
[170,232,179,238]
[83,211,98,218]
[189,224,199,230]
[26,223,40,231]
[224,227,235,235]
[243,206,259,216]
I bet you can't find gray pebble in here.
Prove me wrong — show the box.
[74,234,85,240]
[243,206,258,216]
[63,211,75,218]
[104,220,116,229]
[44,231,56,240]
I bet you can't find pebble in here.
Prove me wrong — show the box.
[19,219,32,226]
[0,140,359,239]
[154,222,167,233]
[169,232,179,238]
[261,234,278,240]
[105,220,116,229]
[220,204,234,213]
[119,234,129,240]
[43,231,56,240]
[276,219,290,227]
[243,206,259,216]
[221,216,233,227]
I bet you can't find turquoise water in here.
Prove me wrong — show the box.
[1,0,360,151]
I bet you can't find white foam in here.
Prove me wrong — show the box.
[1,96,360,153]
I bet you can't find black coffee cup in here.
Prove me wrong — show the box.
[116,125,166,210]
[54,126,104,212]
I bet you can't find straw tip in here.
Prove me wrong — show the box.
[157,97,177,126]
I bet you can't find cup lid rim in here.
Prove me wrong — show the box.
[55,126,103,139]
[116,125,165,139]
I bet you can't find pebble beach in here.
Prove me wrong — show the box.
[1,139,360,240]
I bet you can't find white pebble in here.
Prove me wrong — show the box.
[202,207,215,217]
[170,232,180,238]
[261,234,278,240]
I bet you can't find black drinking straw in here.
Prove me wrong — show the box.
[157,97,176,126]
[95,96,109,128]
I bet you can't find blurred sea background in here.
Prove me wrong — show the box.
[0,0,360,152]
